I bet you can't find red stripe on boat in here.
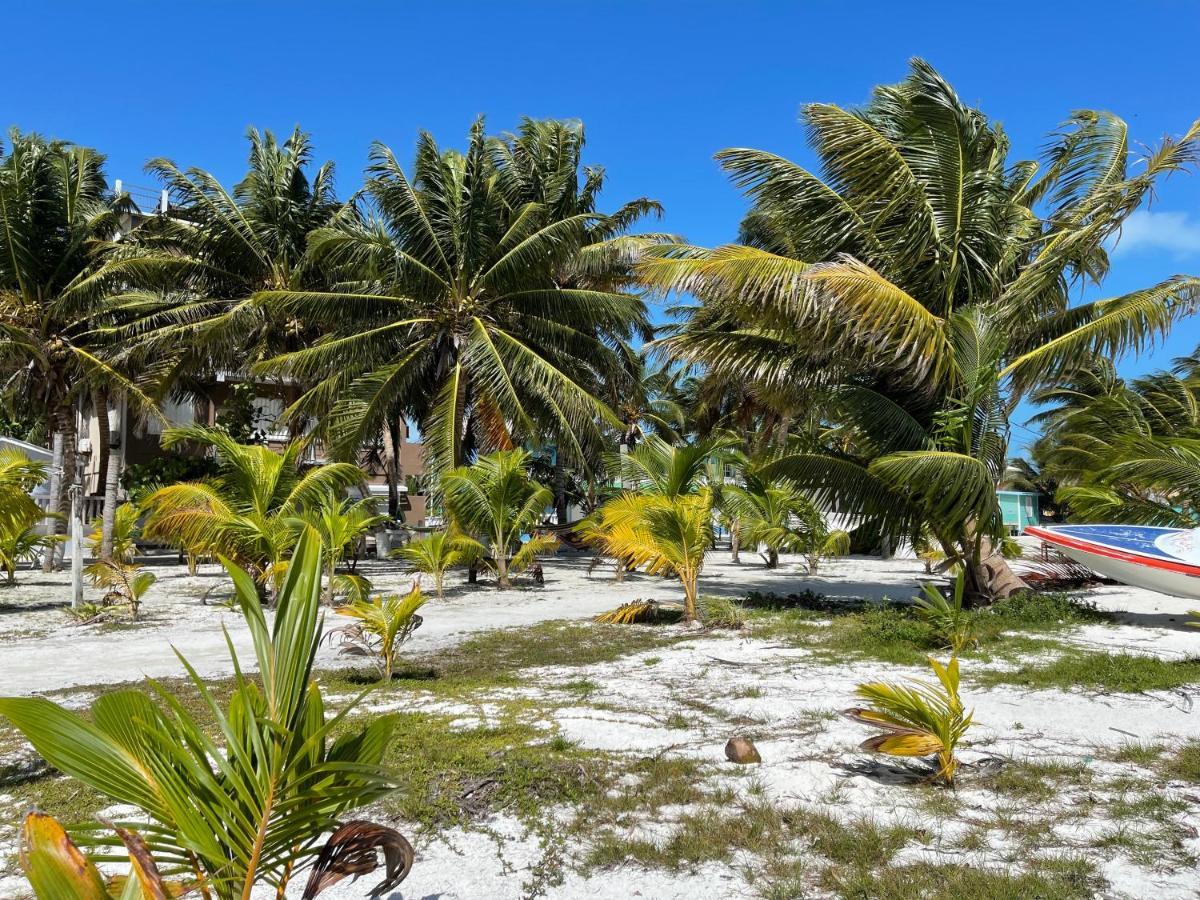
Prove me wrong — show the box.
[1026,526,1200,578]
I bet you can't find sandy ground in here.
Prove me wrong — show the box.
[2,550,1200,898]
[0,552,929,697]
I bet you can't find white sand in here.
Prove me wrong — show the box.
[0,552,927,697]
[2,551,1200,898]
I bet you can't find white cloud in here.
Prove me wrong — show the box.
[1111,209,1200,259]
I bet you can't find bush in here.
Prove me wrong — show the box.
[700,595,747,629]
[985,591,1110,628]
[121,452,219,500]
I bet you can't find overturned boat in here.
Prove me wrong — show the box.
[1025,524,1200,600]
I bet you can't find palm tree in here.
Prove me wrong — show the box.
[642,60,1200,600]
[246,119,655,476]
[0,131,143,569]
[591,489,714,622]
[140,424,363,593]
[723,464,848,569]
[608,434,736,498]
[297,491,389,602]
[441,448,557,588]
[1,530,410,899]
[394,528,483,597]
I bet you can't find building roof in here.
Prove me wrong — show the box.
[0,436,53,463]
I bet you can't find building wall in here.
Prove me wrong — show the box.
[78,382,429,522]
[997,490,1039,534]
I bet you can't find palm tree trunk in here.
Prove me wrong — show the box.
[553,451,568,524]
[766,547,779,569]
[961,530,1026,604]
[730,520,740,563]
[57,408,77,571]
[682,569,699,622]
[495,548,510,588]
[94,388,110,509]
[382,418,402,520]
[100,392,122,561]
[42,428,64,572]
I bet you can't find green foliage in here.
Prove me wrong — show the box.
[120,452,220,501]
[393,528,483,597]
[242,118,660,474]
[0,528,407,899]
[0,449,49,534]
[296,491,388,600]
[645,61,1200,599]
[442,449,557,587]
[140,424,364,591]
[1029,357,1200,527]
[609,434,737,499]
[0,514,60,585]
[214,381,269,444]
[844,656,973,785]
[85,502,139,570]
[1163,741,1200,783]
[723,465,841,570]
[0,131,157,450]
[331,584,427,681]
[699,595,747,629]
[913,571,976,653]
[986,591,1108,627]
[979,652,1200,693]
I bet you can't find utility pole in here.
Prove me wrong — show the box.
[69,480,83,607]
[69,444,91,608]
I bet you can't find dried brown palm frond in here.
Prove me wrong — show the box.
[301,820,414,899]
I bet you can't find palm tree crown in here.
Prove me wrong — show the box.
[250,119,657,473]
[642,60,1200,599]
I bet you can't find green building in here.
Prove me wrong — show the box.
[997,490,1040,534]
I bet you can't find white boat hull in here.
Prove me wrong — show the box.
[1026,525,1200,600]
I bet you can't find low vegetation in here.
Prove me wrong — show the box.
[843,656,972,785]
[1,531,410,898]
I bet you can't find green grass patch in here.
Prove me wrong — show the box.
[322,619,694,699]
[744,589,1107,668]
[372,710,611,829]
[588,799,918,879]
[827,856,1098,899]
[1163,740,1200,783]
[1108,742,1167,766]
[978,652,1200,693]
[986,758,1093,803]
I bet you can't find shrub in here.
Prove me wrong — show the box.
[842,656,973,785]
[913,570,976,653]
[1,528,411,897]
[330,583,427,680]
[700,595,747,629]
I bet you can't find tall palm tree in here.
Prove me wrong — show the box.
[642,60,1200,600]
[248,119,655,476]
[0,130,154,569]
[104,126,339,366]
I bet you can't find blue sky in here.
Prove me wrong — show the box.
[8,1,1200,443]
